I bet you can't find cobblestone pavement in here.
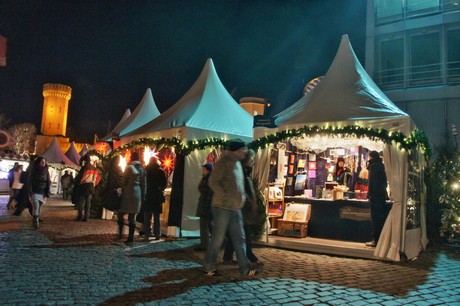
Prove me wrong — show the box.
[0,195,459,306]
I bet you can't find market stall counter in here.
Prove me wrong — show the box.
[284,196,392,243]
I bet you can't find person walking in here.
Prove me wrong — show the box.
[365,151,389,247]
[76,156,101,222]
[6,162,19,208]
[13,156,37,216]
[7,164,24,210]
[27,157,51,229]
[203,139,257,277]
[117,152,146,243]
[195,163,213,251]
[141,157,167,241]
[223,149,262,267]
[60,170,72,200]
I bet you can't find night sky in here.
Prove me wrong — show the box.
[0,0,367,143]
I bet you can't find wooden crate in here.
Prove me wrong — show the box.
[277,220,309,238]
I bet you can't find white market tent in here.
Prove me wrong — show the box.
[101,108,132,142]
[122,58,253,236]
[254,35,428,261]
[106,88,161,144]
[41,138,79,194]
[65,142,81,165]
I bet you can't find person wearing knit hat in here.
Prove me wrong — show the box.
[203,139,258,277]
[365,151,389,248]
[227,139,247,152]
[202,163,213,172]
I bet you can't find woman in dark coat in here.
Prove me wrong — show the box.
[140,157,167,241]
[104,155,124,212]
[118,152,146,243]
[195,163,213,251]
[27,156,51,229]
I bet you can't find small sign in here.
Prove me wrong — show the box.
[254,115,277,128]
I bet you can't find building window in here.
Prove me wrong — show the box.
[443,0,460,12]
[409,31,442,85]
[57,123,60,130]
[375,0,403,24]
[59,107,62,113]
[406,0,441,17]
[447,28,460,83]
[376,36,404,88]
[48,123,52,129]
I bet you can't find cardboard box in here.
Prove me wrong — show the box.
[277,220,309,238]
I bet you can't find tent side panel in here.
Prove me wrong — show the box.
[180,150,208,237]
[168,154,185,227]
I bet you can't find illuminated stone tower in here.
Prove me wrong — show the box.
[41,83,72,136]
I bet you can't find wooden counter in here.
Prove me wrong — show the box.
[283,196,381,242]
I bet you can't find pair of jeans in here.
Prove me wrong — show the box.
[141,211,161,238]
[78,194,92,220]
[203,207,252,275]
[31,193,45,217]
[223,225,258,263]
[62,188,69,200]
[198,216,212,249]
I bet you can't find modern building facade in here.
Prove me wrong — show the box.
[366,0,460,150]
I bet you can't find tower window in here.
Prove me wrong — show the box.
[48,123,52,129]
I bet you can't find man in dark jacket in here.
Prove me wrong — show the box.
[366,151,389,247]
[60,170,72,200]
[141,157,167,241]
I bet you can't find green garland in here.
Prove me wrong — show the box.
[251,125,431,160]
[109,125,431,160]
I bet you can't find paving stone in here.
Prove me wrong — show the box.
[1,195,460,305]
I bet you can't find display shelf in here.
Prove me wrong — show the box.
[265,182,285,235]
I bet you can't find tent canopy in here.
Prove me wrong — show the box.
[105,88,160,141]
[79,144,88,157]
[265,35,413,138]
[124,58,253,141]
[65,142,81,165]
[101,108,131,141]
[41,138,79,168]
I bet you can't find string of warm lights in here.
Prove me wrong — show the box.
[83,125,431,165]
[251,125,431,160]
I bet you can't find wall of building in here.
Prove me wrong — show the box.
[366,0,460,151]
